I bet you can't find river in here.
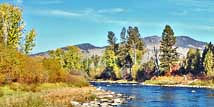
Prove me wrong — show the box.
[91,82,214,107]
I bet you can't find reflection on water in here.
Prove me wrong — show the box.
[160,89,175,101]
[91,82,214,107]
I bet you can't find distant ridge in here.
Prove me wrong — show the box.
[143,36,206,49]
[74,43,104,50]
[31,43,105,57]
[32,36,207,60]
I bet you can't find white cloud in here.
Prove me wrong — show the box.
[50,10,83,16]
[33,7,126,17]
[104,19,142,26]
[32,8,135,26]
[98,8,125,13]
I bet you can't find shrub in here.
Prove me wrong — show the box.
[0,90,3,97]
[0,73,5,85]
[132,64,140,80]
[66,75,89,87]
[18,57,47,84]
[9,83,40,92]
[89,67,104,79]
[0,46,24,83]
[0,45,47,84]
[43,58,69,83]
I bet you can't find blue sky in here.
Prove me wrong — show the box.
[1,0,214,53]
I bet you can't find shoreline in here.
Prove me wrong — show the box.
[141,83,214,89]
[90,80,138,84]
[90,80,214,89]
[71,86,134,107]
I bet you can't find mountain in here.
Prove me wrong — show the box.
[143,36,206,50]
[32,43,105,57]
[142,36,206,62]
[74,43,104,50]
[32,36,207,61]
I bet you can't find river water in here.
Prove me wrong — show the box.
[91,82,214,107]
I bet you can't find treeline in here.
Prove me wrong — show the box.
[0,3,88,86]
[101,27,146,80]
[82,25,214,81]
[158,25,214,78]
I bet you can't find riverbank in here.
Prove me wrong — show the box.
[91,79,138,84]
[141,83,214,89]
[0,82,132,107]
[0,83,93,107]
[144,76,214,89]
[71,87,135,107]
[91,76,214,89]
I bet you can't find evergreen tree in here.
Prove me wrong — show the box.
[159,25,178,73]
[185,48,202,75]
[204,49,214,76]
[118,27,129,67]
[202,42,214,70]
[24,29,36,54]
[107,31,118,53]
[120,27,126,44]
[127,26,145,64]
[202,42,211,60]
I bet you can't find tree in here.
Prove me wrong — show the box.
[120,27,126,44]
[24,29,36,54]
[102,49,120,79]
[102,50,117,69]
[48,48,65,67]
[82,57,92,74]
[159,25,178,73]
[202,42,214,71]
[204,49,214,76]
[0,3,24,48]
[127,26,145,64]
[115,26,146,80]
[91,55,100,68]
[185,48,202,75]
[48,46,82,72]
[63,46,82,72]
[118,27,129,67]
[107,31,118,53]
[153,47,160,75]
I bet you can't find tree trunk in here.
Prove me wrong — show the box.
[3,20,8,47]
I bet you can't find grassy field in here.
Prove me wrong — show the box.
[0,82,97,107]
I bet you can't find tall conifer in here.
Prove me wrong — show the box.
[159,25,178,73]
